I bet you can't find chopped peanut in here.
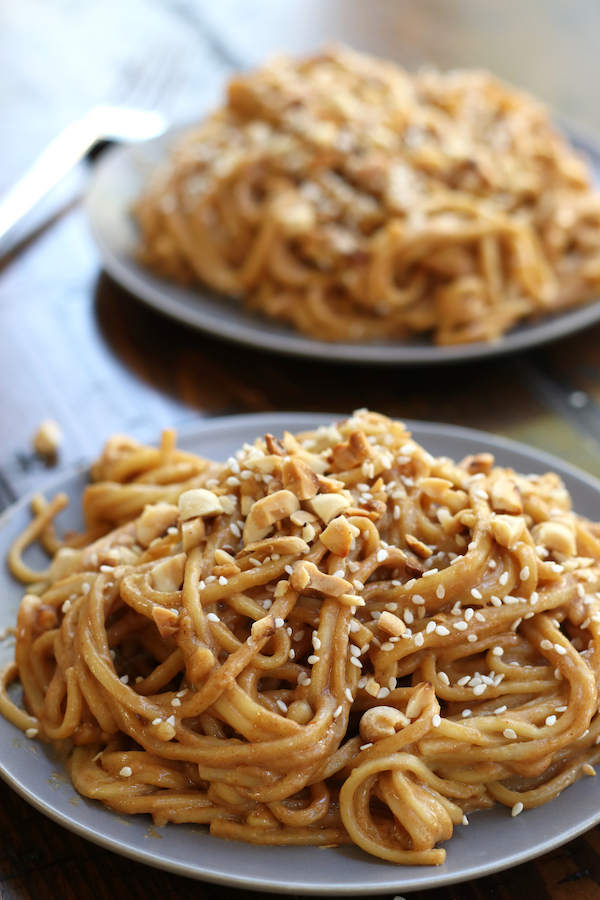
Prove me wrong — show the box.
[490,478,523,515]
[378,611,406,637]
[490,515,526,550]
[305,492,351,524]
[181,517,206,552]
[405,534,433,559]
[237,535,309,559]
[152,553,187,592]
[319,515,360,557]
[330,430,373,471]
[405,682,435,719]
[282,457,320,500]
[33,419,62,457]
[136,503,180,548]
[151,607,180,639]
[178,489,222,521]
[532,520,577,557]
[359,706,409,742]
[289,561,353,597]
[243,490,300,545]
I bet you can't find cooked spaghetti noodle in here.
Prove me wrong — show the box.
[3,412,600,865]
[135,46,600,345]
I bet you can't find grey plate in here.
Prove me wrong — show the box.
[1,412,600,894]
[86,121,600,366]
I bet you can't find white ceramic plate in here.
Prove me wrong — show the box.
[1,412,600,895]
[85,122,600,366]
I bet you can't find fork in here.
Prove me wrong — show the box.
[0,46,180,251]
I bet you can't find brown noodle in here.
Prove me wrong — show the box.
[3,412,600,865]
[135,46,600,345]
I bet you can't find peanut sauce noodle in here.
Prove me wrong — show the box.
[3,411,600,865]
[135,46,600,346]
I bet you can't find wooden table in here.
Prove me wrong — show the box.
[2,1,600,897]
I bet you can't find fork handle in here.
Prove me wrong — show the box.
[0,118,101,247]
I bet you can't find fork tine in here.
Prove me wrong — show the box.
[111,44,182,113]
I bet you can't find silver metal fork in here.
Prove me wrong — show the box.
[0,45,180,249]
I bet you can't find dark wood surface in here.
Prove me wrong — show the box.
[3,1,600,897]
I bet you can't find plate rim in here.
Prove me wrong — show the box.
[85,119,600,366]
[2,411,600,894]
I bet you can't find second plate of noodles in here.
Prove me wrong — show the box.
[129,46,600,351]
[1,412,600,893]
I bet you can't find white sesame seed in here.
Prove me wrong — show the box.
[405,579,416,589]
[499,573,509,586]
[275,617,285,628]
[333,705,343,718]
[467,635,478,643]
[462,709,472,718]
[412,594,425,605]
[380,642,394,652]
[511,802,524,817]
[422,568,439,577]
[554,668,563,680]
[171,697,181,707]
[545,715,557,726]
[426,621,436,634]
[277,700,288,714]
[552,564,564,574]
[376,550,388,563]
[504,729,517,739]
[491,596,502,607]
[285,565,294,575]
[475,490,489,500]
[468,542,477,551]
[453,621,468,631]
[511,618,522,631]
[61,599,72,613]
[414,632,424,647]
[464,608,474,622]
[307,655,320,665]
[436,585,446,599]
[25,727,38,739]
[438,672,450,685]
[360,743,373,751]
[120,675,129,684]
[583,764,596,776]
[462,815,469,825]
[457,676,471,686]
[554,643,567,655]
[312,634,322,650]
[492,646,504,656]
[473,684,486,696]
[494,706,508,715]
[218,576,228,586]
[432,714,441,727]
[119,766,133,777]
[471,589,482,600]
[377,687,390,700]
[435,625,450,637]
[82,582,90,595]
[206,613,220,623]
[540,639,553,651]
[230,523,241,538]
[333,569,345,578]
[475,612,485,622]
[353,580,365,591]
[350,657,362,668]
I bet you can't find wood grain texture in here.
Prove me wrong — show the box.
[3,1,600,897]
